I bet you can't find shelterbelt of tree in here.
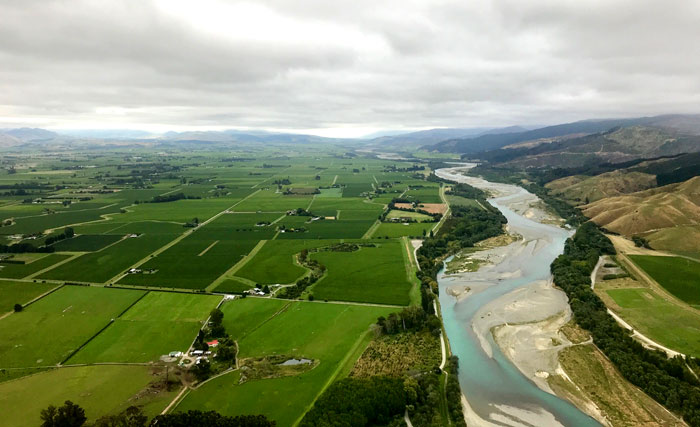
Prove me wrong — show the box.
[551,222,700,425]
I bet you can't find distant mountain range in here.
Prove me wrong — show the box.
[364,126,528,151]
[2,115,700,159]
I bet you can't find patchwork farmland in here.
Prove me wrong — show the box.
[0,145,460,425]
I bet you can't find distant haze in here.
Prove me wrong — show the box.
[1,0,700,136]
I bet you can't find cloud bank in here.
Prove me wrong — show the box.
[1,0,699,135]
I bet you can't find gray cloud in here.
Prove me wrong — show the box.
[1,0,699,135]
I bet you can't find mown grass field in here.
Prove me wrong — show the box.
[629,255,700,306]
[372,222,433,238]
[0,280,57,312]
[0,365,176,427]
[604,286,700,357]
[385,210,434,221]
[177,300,393,425]
[310,241,412,305]
[0,286,144,368]
[68,293,221,363]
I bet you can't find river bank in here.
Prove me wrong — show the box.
[435,165,601,426]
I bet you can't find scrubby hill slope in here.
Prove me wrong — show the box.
[546,170,657,205]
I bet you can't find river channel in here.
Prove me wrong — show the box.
[435,165,600,426]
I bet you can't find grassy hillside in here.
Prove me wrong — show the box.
[582,176,700,238]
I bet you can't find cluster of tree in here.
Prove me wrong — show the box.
[282,188,320,195]
[376,306,441,336]
[632,235,652,249]
[383,164,426,172]
[522,182,585,225]
[147,193,201,203]
[45,227,75,246]
[299,376,406,426]
[444,356,467,427]
[0,242,54,254]
[417,205,506,279]
[183,217,200,228]
[272,178,291,185]
[39,401,274,427]
[278,252,325,300]
[287,208,314,216]
[446,182,486,199]
[551,222,700,425]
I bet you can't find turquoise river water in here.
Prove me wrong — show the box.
[436,166,600,427]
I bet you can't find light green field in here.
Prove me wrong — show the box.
[0,286,144,368]
[233,189,313,212]
[317,188,342,198]
[629,255,700,306]
[177,301,393,425]
[385,210,433,221]
[68,320,199,363]
[233,240,338,285]
[604,287,700,357]
[68,293,221,363]
[446,195,482,208]
[0,365,175,427]
[121,292,221,322]
[0,281,57,312]
[220,297,291,340]
[372,222,433,238]
[310,241,412,305]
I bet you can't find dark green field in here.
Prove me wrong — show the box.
[629,255,700,306]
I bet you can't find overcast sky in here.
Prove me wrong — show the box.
[1,0,699,137]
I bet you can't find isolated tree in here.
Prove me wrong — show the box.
[14,303,22,312]
[209,308,224,325]
[40,400,86,427]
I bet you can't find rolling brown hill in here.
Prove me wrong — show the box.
[581,176,700,237]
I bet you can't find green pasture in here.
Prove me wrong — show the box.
[0,286,144,368]
[177,301,393,425]
[386,210,433,221]
[629,255,700,306]
[234,239,338,285]
[606,287,700,357]
[372,222,433,238]
[0,280,57,312]
[0,365,175,427]
[310,241,412,305]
